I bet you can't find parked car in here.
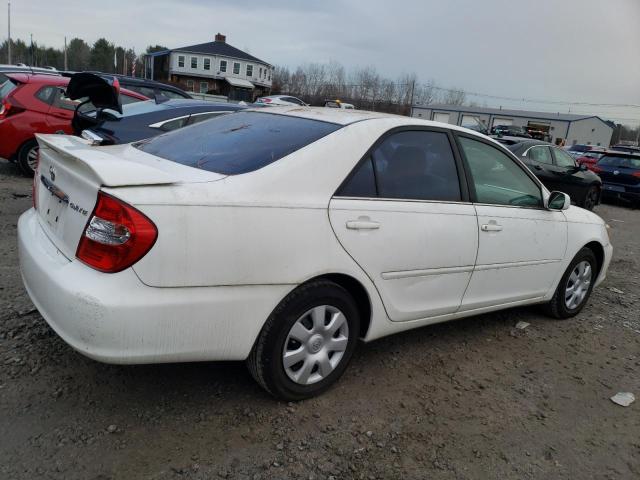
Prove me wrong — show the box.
[506,139,602,210]
[609,144,640,154]
[565,144,601,155]
[324,99,355,109]
[575,149,606,170]
[0,72,147,175]
[255,95,308,106]
[69,72,192,100]
[19,107,612,400]
[0,64,62,76]
[76,99,245,145]
[592,152,640,206]
[491,125,532,138]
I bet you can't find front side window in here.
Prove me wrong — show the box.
[553,148,577,168]
[203,58,211,70]
[178,55,185,68]
[527,146,553,164]
[233,62,241,75]
[220,60,227,72]
[459,136,542,208]
[135,112,341,175]
[190,57,198,69]
[337,130,461,202]
[246,65,253,77]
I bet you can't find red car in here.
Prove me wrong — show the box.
[575,150,606,171]
[0,72,147,175]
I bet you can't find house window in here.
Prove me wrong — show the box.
[204,58,211,70]
[191,57,198,69]
[178,55,185,68]
[199,82,208,94]
[186,80,194,92]
[259,67,262,78]
[219,60,227,73]
[233,62,240,75]
[246,65,253,77]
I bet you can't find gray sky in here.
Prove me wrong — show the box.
[4,0,640,123]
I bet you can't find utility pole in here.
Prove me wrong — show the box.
[635,122,640,147]
[64,36,68,70]
[7,1,11,64]
[30,33,33,66]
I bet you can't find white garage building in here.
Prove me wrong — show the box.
[411,104,614,147]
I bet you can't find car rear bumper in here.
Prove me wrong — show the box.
[18,208,291,364]
[601,183,640,203]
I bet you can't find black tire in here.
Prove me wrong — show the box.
[580,185,599,211]
[543,247,598,319]
[17,139,39,177]
[247,280,360,400]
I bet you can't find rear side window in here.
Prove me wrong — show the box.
[0,75,16,99]
[337,130,461,202]
[135,112,341,175]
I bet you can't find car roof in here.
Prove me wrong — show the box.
[600,150,640,159]
[245,105,406,126]
[7,73,69,85]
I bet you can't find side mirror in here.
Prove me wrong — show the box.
[579,163,588,171]
[546,191,571,210]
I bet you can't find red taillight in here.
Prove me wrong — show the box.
[0,97,25,118]
[632,171,640,178]
[591,165,603,174]
[76,192,157,273]
[262,98,271,103]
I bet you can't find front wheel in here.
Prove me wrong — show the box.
[543,247,597,319]
[581,185,599,211]
[247,280,360,400]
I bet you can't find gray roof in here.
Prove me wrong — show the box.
[171,40,270,66]
[413,103,604,123]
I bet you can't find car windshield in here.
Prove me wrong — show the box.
[135,111,342,175]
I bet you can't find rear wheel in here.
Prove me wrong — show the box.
[543,247,597,319]
[247,280,360,400]
[17,139,39,177]
[581,185,599,211]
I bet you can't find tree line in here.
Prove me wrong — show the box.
[271,62,467,115]
[0,38,166,75]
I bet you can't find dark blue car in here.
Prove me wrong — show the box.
[594,152,640,206]
[77,99,245,145]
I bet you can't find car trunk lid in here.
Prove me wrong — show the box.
[34,133,224,261]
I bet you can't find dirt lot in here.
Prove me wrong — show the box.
[0,160,638,480]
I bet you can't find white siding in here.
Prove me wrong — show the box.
[170,52,272,88]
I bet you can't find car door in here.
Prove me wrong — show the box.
[329,128,478,322]
[46,87,77,134]
[550,147,586,200]
[456,135,567,310]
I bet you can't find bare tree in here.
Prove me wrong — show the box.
[443,87,466,105]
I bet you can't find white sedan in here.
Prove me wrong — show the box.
[19,107,612,400]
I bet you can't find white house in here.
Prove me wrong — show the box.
[144,33,272,101]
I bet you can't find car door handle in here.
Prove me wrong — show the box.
[346,219,380,230]
[481,223,503,232]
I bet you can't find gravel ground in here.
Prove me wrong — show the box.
[1,160,639,480]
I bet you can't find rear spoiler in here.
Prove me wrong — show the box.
[36,134,175,188]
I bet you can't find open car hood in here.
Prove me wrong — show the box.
[67,72,123,113]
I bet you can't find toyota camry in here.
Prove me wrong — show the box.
[18,107,612,400]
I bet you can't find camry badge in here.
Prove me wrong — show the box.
[49,165,56,182]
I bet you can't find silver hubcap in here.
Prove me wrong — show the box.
[283,305,349,385]
[27,146,39,171]
[565,260,592,309]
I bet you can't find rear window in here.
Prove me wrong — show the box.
[135,111,342,174]
[599,155,640,169]
[0,75,17,99]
